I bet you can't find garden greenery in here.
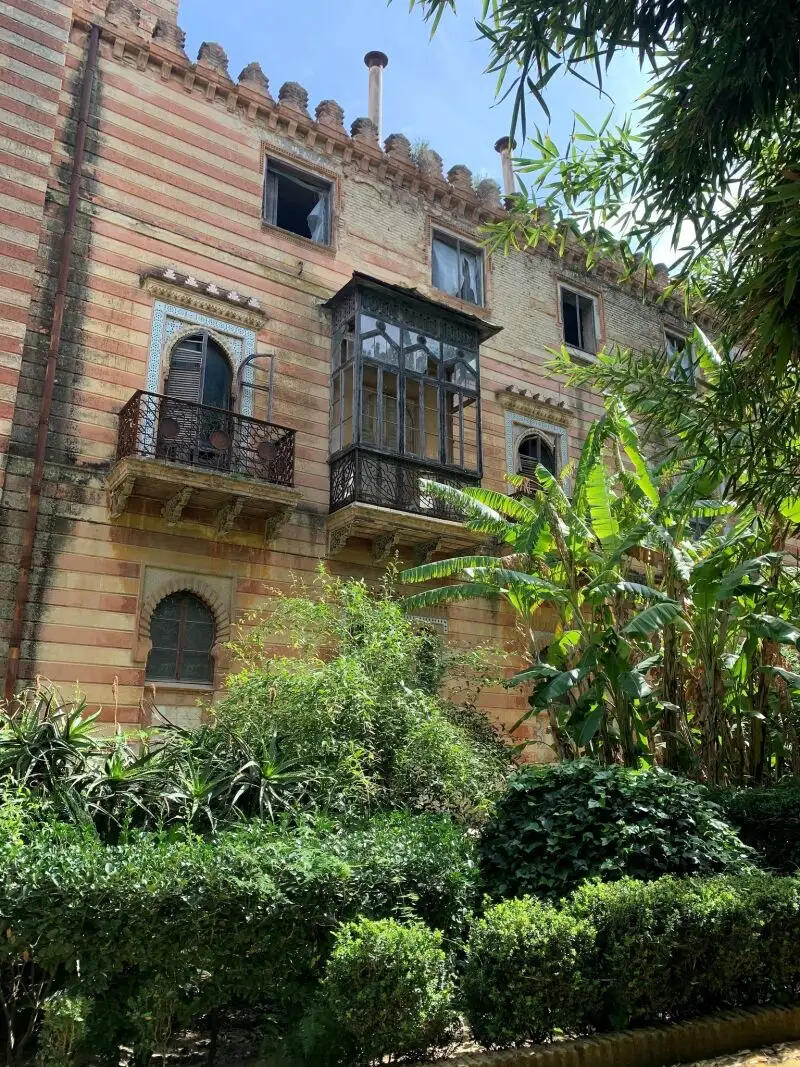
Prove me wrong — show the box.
[403,399,800,785]
[479,761,754,901]
[0,805,477,1065]
[463,873,800,1047]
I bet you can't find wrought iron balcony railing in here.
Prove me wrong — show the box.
[329,446,479,522]
[116,391,296,488]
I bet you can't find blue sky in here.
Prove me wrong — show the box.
[180,0,648,187]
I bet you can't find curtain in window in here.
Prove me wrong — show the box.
[432,239,459,295]
[307,193,329,244]
[460,253,478,303]
[263,170,279,225]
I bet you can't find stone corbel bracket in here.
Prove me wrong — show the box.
[108,475,136,519]
[215,496,245,537]
[264,503,296,544]
[140,267,267,330]
[162,486,193,525]
[327,522,355,556]
[372,530,399,563]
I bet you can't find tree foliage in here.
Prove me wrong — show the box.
[403,402,800,781]
[410,0,800,512]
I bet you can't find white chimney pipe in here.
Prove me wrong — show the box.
[494,136,517,198]
[364,51,389,140]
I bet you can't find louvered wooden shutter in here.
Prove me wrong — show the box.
[165,334,204,403]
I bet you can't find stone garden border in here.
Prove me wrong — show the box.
[414,1005,800,1067]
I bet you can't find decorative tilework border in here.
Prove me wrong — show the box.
[147,301,257,416]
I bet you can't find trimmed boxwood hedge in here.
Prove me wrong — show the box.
[0,809,478,1063]
[462,873,800,1048]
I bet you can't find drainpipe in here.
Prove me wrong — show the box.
[4,24,101,702]
[364,51,388,141]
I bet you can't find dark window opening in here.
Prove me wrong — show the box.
[263,159,331,245]
[432,232,484,305]
[145,591,215,685]
[561,288,597,353]
[520,435,558,482]
[666,332,696,385]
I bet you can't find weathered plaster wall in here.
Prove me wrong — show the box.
[0,1,689,750]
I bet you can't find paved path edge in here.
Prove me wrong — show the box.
[412,1003,800,1067]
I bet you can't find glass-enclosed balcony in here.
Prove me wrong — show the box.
[323,273,500,556]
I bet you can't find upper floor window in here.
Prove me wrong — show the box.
[146,591,215,685]
[327,281,484,475]
[263,157,331,245]
[560,286,598,354]
[666,331,696,385]
[164,331,233,409]
[432,231,484,306]
[517,433,557,480]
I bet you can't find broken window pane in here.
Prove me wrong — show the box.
[263,159,332,245]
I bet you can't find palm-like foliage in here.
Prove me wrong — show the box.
[403,402,800,781]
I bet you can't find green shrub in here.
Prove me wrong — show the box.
[214,571,511,826]
[462,873,800,1048]
[714,784,800,873]
[310,918,455,1066]
[480,760,754,900]
[462,897,595,1047]
[0,808,477,1064]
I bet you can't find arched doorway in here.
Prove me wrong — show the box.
[158,332,235,471]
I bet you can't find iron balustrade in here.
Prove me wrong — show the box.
[329,446,479,522]
[116,391,296,487]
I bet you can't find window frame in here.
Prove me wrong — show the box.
[558,283,600,357]
[328,284,483,477]
[262,154,334,247]
[431,228,485,307]
[517,432,558,479]
[145,591,216,687]
[665,329,696,386]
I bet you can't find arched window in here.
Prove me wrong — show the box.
[145,592,216,685]
[517,433,557,480]
[164,331,233,409]
[158,332,235,470]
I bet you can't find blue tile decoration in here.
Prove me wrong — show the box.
[142,301,258,453]
[504,410,569,489]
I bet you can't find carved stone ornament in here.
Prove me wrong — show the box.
[153,18,187,55]
[372,530,399,563]
[384,133,411,162]
[162,486,193,526]
[108,475,135,518]
[447,164,473,191]
[475,178,501,208]
[414,538,441,565]
[138,10,157,37]
[264,503,296,544]
[105,0,139,27]
[140,268,267,329]
[214,496,244,536]
[416,147,444,181]
[238,62,271,98]
[350,117,379,147]
[496,385,571,426]
[278,81,310,116]
[197,42,231,79]
[315,99,346,130]
[327,523,354,556]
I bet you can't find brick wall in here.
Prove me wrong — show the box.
[0,1,690,745]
